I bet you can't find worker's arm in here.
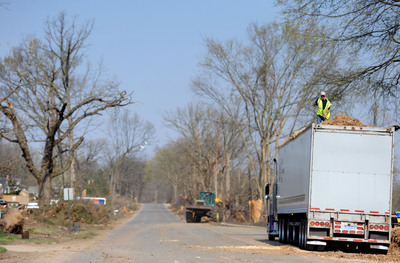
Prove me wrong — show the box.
[323,108,330,118]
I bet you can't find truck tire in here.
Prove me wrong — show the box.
[299,219,305,249]
[300,219,313,250]
[282,217,288,244]
[210,210,221,222]
[293,221,298,244]
[286,218,291,243]
[186,211,194,223]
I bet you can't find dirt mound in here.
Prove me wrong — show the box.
[47,202,68,217]
[34,202,110,225]
[390,227,400,254]
[70,203,109,224]
[0,209,24,234]
[323,114,366,127]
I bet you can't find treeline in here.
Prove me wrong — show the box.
[0,12,155,205]
[147,1,400,215]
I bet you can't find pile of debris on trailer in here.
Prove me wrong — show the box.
[282,114,367,146]
[323,114,366,127]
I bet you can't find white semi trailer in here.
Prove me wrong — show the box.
[266,123,394,251]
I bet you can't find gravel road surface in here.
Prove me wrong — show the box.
[62,203,348,263]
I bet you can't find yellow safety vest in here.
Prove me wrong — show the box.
[317,98,331,119]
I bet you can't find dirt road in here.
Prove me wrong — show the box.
[3,203,396,262]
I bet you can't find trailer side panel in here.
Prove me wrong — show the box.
[277,126,312,214]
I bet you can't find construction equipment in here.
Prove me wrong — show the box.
[266,123,394,252]
[392,212,400,228]
[185,192,223,223]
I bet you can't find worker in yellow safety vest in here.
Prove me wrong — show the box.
[313,91,331,124]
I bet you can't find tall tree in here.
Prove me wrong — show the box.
[147,144,186,204]
[163,103,246,204]
[0,12,132,203]
[193,22,340,199]
[106,110,155,208]
[276,0,400,95]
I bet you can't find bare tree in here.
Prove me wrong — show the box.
[163,102,246,206]
[193,22,340,200]
[117,157,147,200]
[73,139,104,196]
[276,0,400,95]
[0,141,32,187]
[106,110,155,209]
[147,144,186,204]
[0,12,132,203]
[164,103,218,197]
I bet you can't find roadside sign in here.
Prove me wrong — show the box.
[64,188,74,201]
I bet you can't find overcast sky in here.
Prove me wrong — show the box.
[0,1,279,154]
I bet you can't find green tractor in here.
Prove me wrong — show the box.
[185,191,223,223]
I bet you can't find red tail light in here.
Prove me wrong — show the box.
[374,225,379,230]
[310,221,314,226]
[315,222,320,226]
[325,222,329,227]
[384,226,389,231]
[379,225,383,230]
[370,225,374,229]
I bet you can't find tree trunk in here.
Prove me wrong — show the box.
[225,152,231,202]
[173,183,178,204]
[213,165,218,197]
[259,137,268,202]
[248,165,253,201]
[69,158,76,187]
[38,176,51,204]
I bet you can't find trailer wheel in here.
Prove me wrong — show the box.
[293,222,300,245]
[278,218,283,243]
[281,218,286,243]
[282,217,288,244]
[299,220,303,248]
[293,220,299,245]
[299,219,305,248]
[300,219,313,250]
[285,217,291,243]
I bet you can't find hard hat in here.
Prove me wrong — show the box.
[320,91,326,96]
